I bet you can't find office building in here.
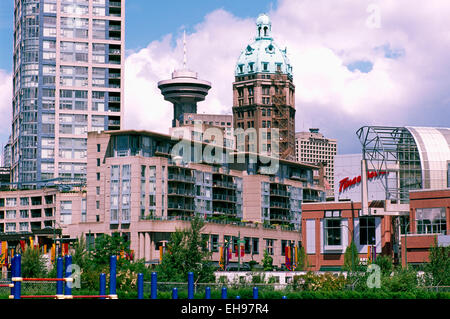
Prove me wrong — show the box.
[11,0,125,187]
[295,128,337,197]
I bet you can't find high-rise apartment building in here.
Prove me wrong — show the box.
[232,14,296,160]
[295,129,337,196]
[11,0,125,187]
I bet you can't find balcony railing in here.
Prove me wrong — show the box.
[168,174,195,183]
[212,180,236,189]
[212,194,236,202]
[270,189,289,197]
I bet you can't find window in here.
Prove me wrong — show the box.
[97,144,101,152]
[416,207,446,234]
[96,186,100,195]
[244,237,251,254]
[324,218,341,246]
[359,217,376,245]
[211,235,219,252]
[252,238,259,254]
[96,172,100,180]
[266,239,274,255]
[97,158,101,166]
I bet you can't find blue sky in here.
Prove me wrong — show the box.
[0,0,276,71]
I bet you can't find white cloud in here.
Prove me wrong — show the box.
[124,0,450,152]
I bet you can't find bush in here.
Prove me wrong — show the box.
[293,272,346,291]
[374,255,393,276]
[21,245,47,278]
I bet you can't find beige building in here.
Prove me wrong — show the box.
[0,129,325,267]
[295,129,337,198]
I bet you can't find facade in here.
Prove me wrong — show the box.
[302,189,450,270]
[11,0,125,187]
[296,128,337,198]
[232,14,296,160]
[0,129,325,267]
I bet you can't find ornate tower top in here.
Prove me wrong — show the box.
[235,14,292,77]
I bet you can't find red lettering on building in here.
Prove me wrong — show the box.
[339,171,386,193]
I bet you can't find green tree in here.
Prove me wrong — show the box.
[72,235,88,270]
[262,250,274,271]
[343,241,359,272]
[89,233,130,267]
[21,245,47,278]
[156,216,214,283]
[425,239,450,286]
[295,246,308,271]
[374,254,393,276]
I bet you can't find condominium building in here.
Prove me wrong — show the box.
[295,129,337,197]
[0,129,325,267]
[11,0,125,187]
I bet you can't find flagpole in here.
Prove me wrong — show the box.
[238,231,240,272]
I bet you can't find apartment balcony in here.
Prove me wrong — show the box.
[270,189,289,197]
[167,188,194,197]
[212,180,236,189]
[168,174,195,183]
[109,25,121,31]
[212,194,236,202]
[270,213,292,222]
[167,202,195,211]
[270,201,289,209]
[108,119,120,126]
[109,1,121,8]
[108,107,121,113]
[109,96,121,102]
[212,207,237,216]
[109,49,121,55]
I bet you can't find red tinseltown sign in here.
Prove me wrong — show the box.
[339,171,386,193]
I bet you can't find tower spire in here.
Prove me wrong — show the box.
[183,30,187,69]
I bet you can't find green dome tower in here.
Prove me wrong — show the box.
[232,14,296,160]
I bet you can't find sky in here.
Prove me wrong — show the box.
[0,0,449,155]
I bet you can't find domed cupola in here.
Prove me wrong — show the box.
[235,13,293,77]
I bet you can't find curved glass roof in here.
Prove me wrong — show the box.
[406,127,450,189]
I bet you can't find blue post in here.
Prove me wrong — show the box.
[236,295,241,299]
[150,272,157,299]
[13,254,21,299]
[253,287,258,299]
[137,273,144,300]
[109,255,117,298]
[99,273,106,299]
[64,255,72,297]
[10,256,15,297]
[221,287,227,299]
[282,295,287,299]
[205,286,211,299]
[172,287,178,299]
[56,257,63,296]
[187,272,194,299]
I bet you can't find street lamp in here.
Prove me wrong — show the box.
[403,219,410,269]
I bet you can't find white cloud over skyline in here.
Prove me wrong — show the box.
[0,0,449,154]
[123,0,450,154]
